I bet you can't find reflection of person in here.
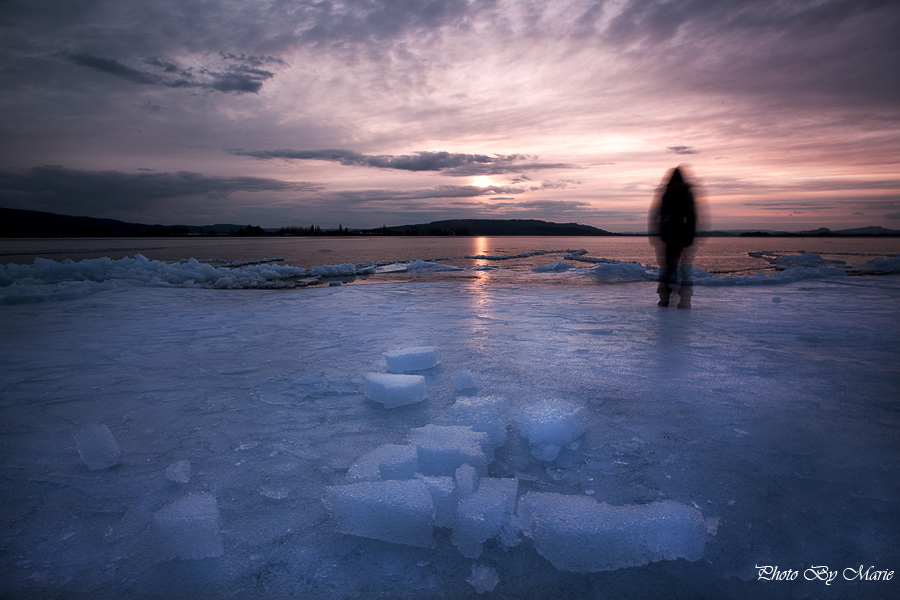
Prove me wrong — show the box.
[648,166,697,308]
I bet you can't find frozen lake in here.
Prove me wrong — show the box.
[1,274,898,599]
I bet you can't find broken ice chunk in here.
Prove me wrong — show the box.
[451,477,519,559]
[416,475,458,528]
[438,395,509,450]
[521,400,584,461]
[517,492,706,572]
[166,460,191,483]
[347,444,419,483]
[324,480,435,548]
[153,493,224,561]
[383,346,439,373]
[452,370,478,394]
[455,463,479,499]
[362,373,426,408]
[468,564,500,594]
[74,422,120,470]
[409,424,490,476]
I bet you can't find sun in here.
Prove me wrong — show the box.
[471,175,494,187]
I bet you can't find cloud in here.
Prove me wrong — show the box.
[63,51,280,94]
[667,146,698,155]
[0,166,320,214]
[885,212,900,220]
[228,148,574,175]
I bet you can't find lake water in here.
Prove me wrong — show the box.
[1,236,899,276]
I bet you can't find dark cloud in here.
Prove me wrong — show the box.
[62,51,278,94]
[667,146,698,155]
[67,53,162,85]
[229,148,574,175]
[605,0,900,111]
[0,166,320,214]
[321,184,529,205]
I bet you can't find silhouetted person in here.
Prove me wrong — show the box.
[649,166,697,308]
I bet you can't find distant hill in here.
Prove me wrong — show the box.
[378,219,619,236]
[2,207,898,237]
[0,207,252,237]
[732,226,900,237]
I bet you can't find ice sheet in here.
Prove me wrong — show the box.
[1,276,898,599]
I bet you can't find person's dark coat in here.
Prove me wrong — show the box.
[655,168,696,248]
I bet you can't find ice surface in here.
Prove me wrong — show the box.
[2,272,899,599]
[517,492,706,572]
[153,493,224,561]
[437,395,509,449]
[520,400,584,461]
[165,460,191,483]
[408,424,491,476]
[362,372,426,407]
[451,369,478,393]
[73,422,120,470]
[383,346,440,373]
[451,477,519,559]
[347,444,418,482]
[324,480,435,548]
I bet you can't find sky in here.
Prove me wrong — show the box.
[1,0,899,232]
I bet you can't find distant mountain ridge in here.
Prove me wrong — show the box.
[0,207,250,237]
[379,219,618,236]
[1,207,898,237]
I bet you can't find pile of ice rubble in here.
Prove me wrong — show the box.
[3,251,898,304]
[65,344,710,593]
[333,346,708,593]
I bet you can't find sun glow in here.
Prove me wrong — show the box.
[471,175,494,187]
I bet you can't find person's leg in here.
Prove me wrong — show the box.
[677,263,693,308]
[658,243,681,307]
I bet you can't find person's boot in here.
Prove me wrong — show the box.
[657,283,671,307]
[677,285,693,309]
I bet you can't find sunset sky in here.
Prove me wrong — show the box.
[1,0,898,232]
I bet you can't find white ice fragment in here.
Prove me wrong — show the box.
[347,444,419,483]
[860,255,900,274]
[153,493,224,561]
[451,370,478,394]
[409,424,490,476]
[455,463,479,499]
[324,480,435,548]
[706,516,720,535]
[521,400,585,461]
[517,492,706,572]
[416,475,458,528]
[259,485,289,499]
[166,460,191,483]
[74,422,120,470]
[468,564,500,594]
[362,373,426,408]
[438,395,509,450]
[533,262,575,272]
[451,478,519,559]
[384,346,440,373]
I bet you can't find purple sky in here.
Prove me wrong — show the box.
[1,0,898,231]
